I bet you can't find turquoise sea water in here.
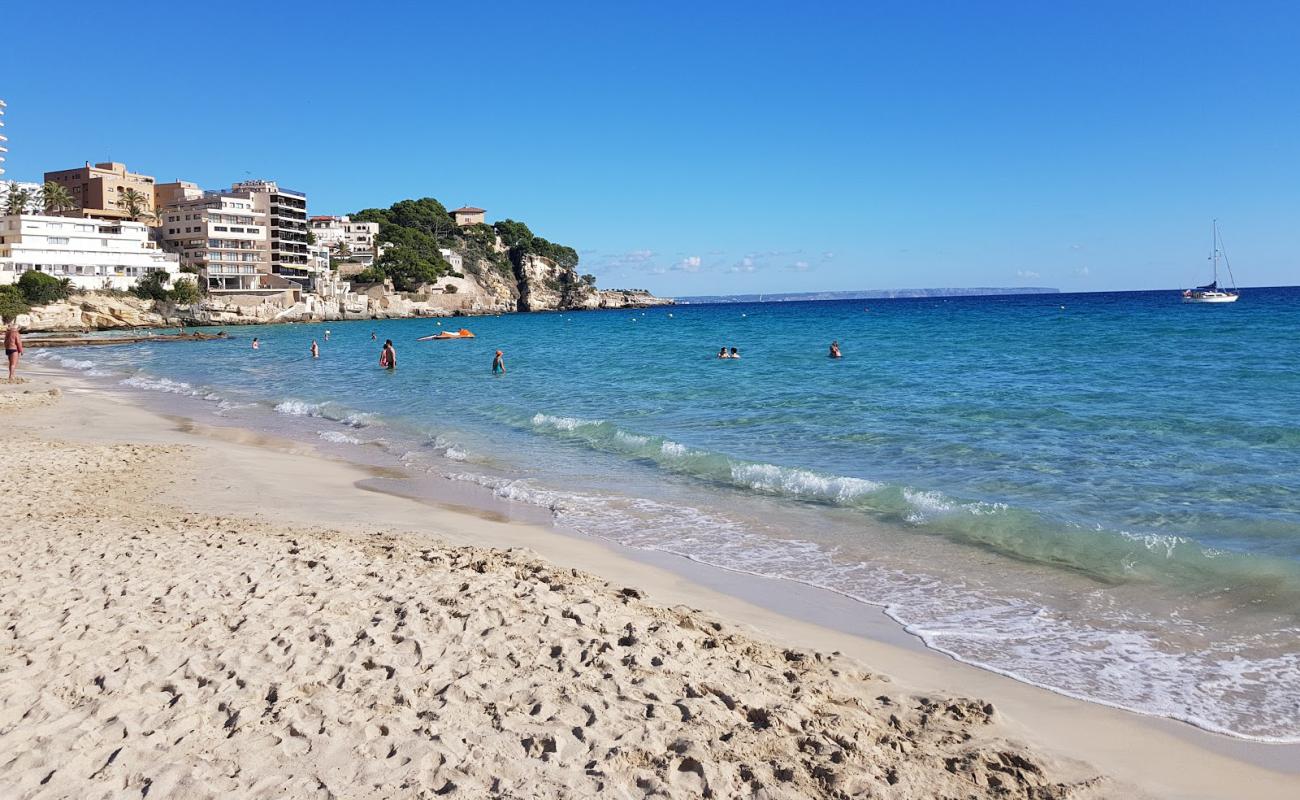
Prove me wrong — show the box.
[36,287,1300,740]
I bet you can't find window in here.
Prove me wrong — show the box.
[48,236,69,245]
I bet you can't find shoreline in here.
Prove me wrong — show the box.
[15,292,675,335]
[3,366,1299,798]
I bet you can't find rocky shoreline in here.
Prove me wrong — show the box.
[14,287,672,333]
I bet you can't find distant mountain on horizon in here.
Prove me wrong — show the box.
[676,287,1060,304]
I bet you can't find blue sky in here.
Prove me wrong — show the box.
[3,1,1298,295]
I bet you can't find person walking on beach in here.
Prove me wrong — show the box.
[380,339,396,370]
[311,340,319,359]
[5,320,23,383]
[829,340,842,359]
[251,337,260,350]
[492,349,506,375]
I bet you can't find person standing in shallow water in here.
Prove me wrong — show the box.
[5,320,23,383]
[380,339,396,370]
[251,337,260,350]
[730,347,741,359]
[718,347,730,359]
[311,340,319,359]
[492,350,506,375]
[829,340,842,359]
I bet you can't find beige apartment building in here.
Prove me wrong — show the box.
[157,192,270,292]
[44,162,158,221]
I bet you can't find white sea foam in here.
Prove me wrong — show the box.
[660,441,689,457]
[274,399,324,417]
[901,488,1007,523]
[531,413,600,431]
[615,431,651,447]
[121,375,201,396]
[55,357,97,370]
[732,462,881,504]
[318,430,362,445]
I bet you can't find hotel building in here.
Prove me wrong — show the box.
[44,162,158,221]
[230,180,310,283]
[157,192,270,292]
[0,214,181,291]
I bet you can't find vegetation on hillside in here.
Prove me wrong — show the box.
[349,197,587,292]
[133,271,201,304]
[0,286,27,321]
[16,271,72,305]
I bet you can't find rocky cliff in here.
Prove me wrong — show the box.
[17,294,175,331]
[14,270,671,332]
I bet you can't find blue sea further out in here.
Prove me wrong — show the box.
[37,287,1300,741]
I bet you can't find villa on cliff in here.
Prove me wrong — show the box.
[451,206,486,226]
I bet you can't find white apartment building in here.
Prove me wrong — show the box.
[158,193,269,292]
[0,214,181,291]
[309,215,379,255]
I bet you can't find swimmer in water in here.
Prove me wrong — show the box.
[730,347,740,359]
[718,347,730,359]
[324,329,331,342]
[380,339,396,369]
[311,340,319,359]
[829,340,842,359]
[492,350,506,374]
[371,331,377,341]
[251,337,260,350]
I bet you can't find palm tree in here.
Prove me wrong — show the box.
[40,181,75,214]
[117,187,151,221]
[4,182,31,215]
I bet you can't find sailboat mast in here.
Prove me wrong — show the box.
[1212,219,1219,283]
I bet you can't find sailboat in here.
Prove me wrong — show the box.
[1182,220,1239,303]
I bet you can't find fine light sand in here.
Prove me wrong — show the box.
[0,369,1296,799]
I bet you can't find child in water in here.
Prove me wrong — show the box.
[730,347,740,359]
[492,350,506,374]
[380,339,396,369]
[718,347,730,359]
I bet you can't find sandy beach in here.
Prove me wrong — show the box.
[1,368,1297,799]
